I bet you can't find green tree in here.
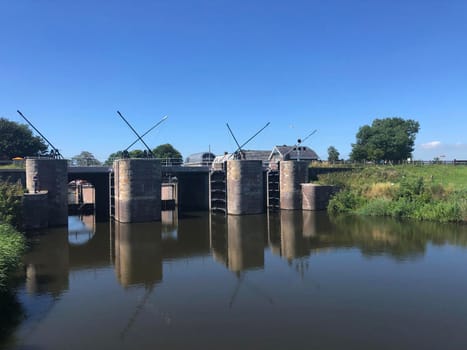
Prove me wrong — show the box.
[71,151,101,166]
[152,144,182,163]
[350,117,420,163]
[103,149,151,166]
[104,144,182,166]
[0,118,48,160]
[104,151,124,166]
[327,146,340,163]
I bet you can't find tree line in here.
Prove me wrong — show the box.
[1,116,420,164]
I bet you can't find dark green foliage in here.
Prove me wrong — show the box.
[0,224,25,291]
[0,180,23,227]
[327,146,340,163]
[350,117,420,162]
[71,151,102,166]
[0,118,48,160]
[104,150,145,165]
[328,191,362,215]
[152,144,182,161]
[104,144,183,165]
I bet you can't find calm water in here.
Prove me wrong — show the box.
[2,211,467,350]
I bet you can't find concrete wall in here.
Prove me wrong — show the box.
[26,158,68,227]
[308,167,352,181]
[302,184,339,211]
[279,160,309,210]
[227,160,264,215]
[177,172,209,211]
[113,159,161,223]
[22,191,49,230]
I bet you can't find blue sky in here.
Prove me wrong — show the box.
[1,0,466,161]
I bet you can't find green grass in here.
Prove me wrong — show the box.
[399,164,467,190]
[317,164,467,222]
[0,224,25,291]
[0,162,24,169]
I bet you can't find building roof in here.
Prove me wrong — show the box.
[270,145,319,161]
[185,152,216,164]
[213,150,271,166]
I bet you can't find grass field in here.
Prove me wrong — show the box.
[317,164,467,222]
[399,164,467,190]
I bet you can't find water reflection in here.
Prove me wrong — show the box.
[3,211,467,350]
[114,222,162,288]
[0,291,23,348]
[24,228,69,297]
[210,214,267,272]
[68,215,95,245]
[161,209,178,240]
[280,211,310,261]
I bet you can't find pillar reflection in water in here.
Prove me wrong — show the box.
[210,214,266,272]
[24,227,69,297]
[209,213,228,266]
[302,210,317,238]
[280,210,310,261]
[226,215,266,273]
[267,211,282,256]
[114,222,162,288]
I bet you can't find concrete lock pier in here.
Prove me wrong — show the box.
[227,160,264,215]
[279,160,309,210]
[22,191,49,229]
[113,159,161,223]
[26,158,68,227]
[301,184,338,211]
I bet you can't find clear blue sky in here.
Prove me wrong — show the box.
[1,0,466,162]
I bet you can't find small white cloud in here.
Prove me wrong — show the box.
[421,141,441,149]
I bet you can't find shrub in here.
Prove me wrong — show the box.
[0,180,23,227]
[328,190,363,215]
[358,198,393,217]
[365,182,398,200]
[318,165,467,223]
[0,224,25,291]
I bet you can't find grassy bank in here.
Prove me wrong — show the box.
[0,224,25,291]
[317,165,467,222]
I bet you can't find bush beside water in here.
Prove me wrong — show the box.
[0,180,23,227]
[320,165,467,223]
[0,180,26,291]
[0,224,25,291]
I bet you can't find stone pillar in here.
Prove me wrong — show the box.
[279,160,308,210]
[302,184,338,211]
[26,158,68,227]
[227,160,264,215]
[22,191,49,230]
[113,159,161,223]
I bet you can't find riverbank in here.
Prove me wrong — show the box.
[0,224,25,291]
[317,165,467,223]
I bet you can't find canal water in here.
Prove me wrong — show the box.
[2,211,467,350]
